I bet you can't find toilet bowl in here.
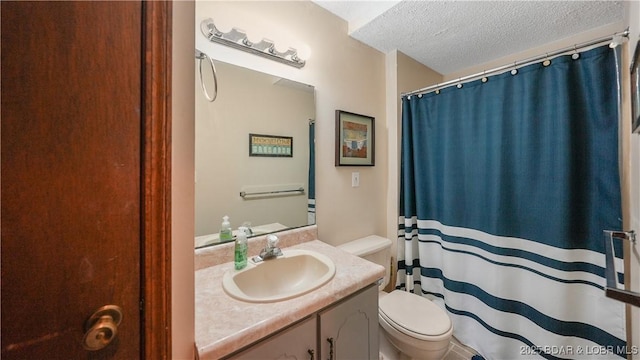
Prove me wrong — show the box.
[338,236,453,360]
[379,290,452,359]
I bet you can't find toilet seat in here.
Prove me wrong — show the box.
[379,290,452,341]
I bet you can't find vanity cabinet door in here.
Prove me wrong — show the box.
[227,316,317,360]
[319,284,379,360]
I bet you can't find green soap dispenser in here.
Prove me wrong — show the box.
[234,226,248,270]
[219,215,233,242]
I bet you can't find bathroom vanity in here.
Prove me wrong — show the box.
[227,285,378,359]
[195,232,385,359]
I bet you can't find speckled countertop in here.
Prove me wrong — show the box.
[195,239,385,359]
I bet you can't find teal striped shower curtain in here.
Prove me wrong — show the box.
[398,45,626,359]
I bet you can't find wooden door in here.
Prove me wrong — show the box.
[1,1,171,358]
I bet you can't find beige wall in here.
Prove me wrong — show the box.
[194,61,313,237]
[195,1,388,246]
[385,50,443,286]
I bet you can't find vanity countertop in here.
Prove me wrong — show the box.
[195,239,385,359]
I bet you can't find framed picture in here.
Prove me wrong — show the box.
[631,40,640,134]
[335,110,375,166]
[249,133,293,157]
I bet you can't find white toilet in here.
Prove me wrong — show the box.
[338,235,453,360]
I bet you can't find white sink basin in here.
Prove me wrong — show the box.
[222,249,336,303]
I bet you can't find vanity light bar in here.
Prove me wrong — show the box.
[200,18,306,69]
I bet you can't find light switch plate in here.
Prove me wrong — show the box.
[352,172,360,187]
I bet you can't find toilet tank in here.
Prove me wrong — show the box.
[337,235,392,290]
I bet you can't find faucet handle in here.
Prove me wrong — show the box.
[241,221,253,236]
[266,234,279,248]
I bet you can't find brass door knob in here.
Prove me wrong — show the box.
[83,305,123,351]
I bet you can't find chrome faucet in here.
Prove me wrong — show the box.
[252,234,283,263]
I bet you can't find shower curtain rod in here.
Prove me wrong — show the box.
[402,28,629,98]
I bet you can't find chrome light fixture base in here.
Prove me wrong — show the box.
[200,18,306,69]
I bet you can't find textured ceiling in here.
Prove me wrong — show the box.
[312,1,625,75]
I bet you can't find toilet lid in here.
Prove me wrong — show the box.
[379,290,452,338]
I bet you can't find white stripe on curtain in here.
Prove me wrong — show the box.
[419,219,624,279]
[398,219,627,359]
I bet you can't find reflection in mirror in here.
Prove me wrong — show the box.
[195,60,316,248]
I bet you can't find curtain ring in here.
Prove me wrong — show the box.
[572,45,580,60]
[511,62,518,75]
[456,78,463,89]
[481,70,488,83]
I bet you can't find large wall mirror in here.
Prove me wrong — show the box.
[195,59,316,248]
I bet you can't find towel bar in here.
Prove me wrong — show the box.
[603,230,639,307]
[240,187,305,198]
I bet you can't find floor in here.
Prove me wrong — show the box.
[443,337,480,360]
[379,332,480,360]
